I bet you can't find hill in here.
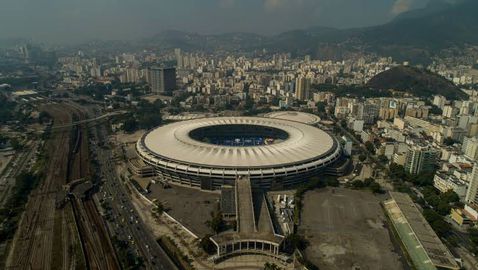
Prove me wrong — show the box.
[141,0,478,63]
[366,66,467,100]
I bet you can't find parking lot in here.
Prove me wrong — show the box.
[147,183,220,236]
[299,188,406,270]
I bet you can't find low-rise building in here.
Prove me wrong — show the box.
[450,208,472,226]
[433,172,468,201]
[384,192,460,270]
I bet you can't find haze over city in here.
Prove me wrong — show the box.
[1,0,430,43]
[1,0,478,269]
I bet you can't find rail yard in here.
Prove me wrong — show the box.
[5,103,120,270]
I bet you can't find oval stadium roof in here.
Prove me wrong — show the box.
[141,117,336,168]
[263,111,321,125]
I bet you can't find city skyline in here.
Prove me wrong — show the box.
[1,0,478,269]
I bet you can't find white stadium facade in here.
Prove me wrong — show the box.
[136,116,344,190]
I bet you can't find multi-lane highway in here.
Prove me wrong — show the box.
[93,123,177,270]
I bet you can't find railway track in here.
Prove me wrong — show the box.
[65,103,120,270]
[5,103,119,270]
[6,105,72,269]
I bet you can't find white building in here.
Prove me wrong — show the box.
[433,173,468,201]
[466,164,478,205]
[462,136,478,160]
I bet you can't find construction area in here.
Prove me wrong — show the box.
[299,188,406,270]
[384,192,460,270]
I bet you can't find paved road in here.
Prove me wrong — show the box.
[93,124,177,270]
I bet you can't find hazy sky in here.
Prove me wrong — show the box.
[0,0,430,44]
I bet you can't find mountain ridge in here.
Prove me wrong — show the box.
[143,0,477,62]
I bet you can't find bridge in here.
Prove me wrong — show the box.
[51,111,127,129]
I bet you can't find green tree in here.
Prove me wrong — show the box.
[326,177,340,187]
[152,201,165,216]
[206,211,225,234]
[199,235,216,254]
[468,228,478,253]
[123,118,138,133]
[38,111,51,124]
[436,201,451,216]
[264,262,282,270]
[10,138,23,150]
[378,155,388,163]
[364,178,375,187]
[443,137,456,146]
[369,182,383,194]
[350,180,365,189]
[441,190,460,204]
[137,114,162,130]
[365,141,375,154]
[316,102,326,113]
[423,209,450,236]
[283,233,308,253]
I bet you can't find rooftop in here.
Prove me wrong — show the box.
[212,176,283,245]
[263,111,321,125]
[384,192,459,270]
[141,117,336,168]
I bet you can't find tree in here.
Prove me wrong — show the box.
[199,235,216,254]
[358,154,367,162]
[10,138,23,150]
[123,118,137,133]
[389,163,407,179]
[283,233,308,253]
[415,172,435,186]
[468,228,478,253]
[152,201,165,216]
[205,211,225,234]
[364,178,375,187]
[423,209,450,236]
[365,141,375,154]
[325,177,340,187]
[38,111,51,124]
[378,155,388,163]
[316,102,326,113]
[441,190,460,204]
[340,119,347,127]
[264,262,282,270]
[350,180,365,189]
[429,105,443,115]
[137,114,162,130]
[436,201,451,216]
[369,182,383,194]
[0,134,7,145]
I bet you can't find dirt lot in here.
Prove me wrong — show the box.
[147,183,220,236]
[114,130,145,144]
[299,188,406,270]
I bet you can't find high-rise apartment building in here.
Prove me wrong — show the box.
[466,164,478,204]
[462,137,478,160]
[363,103,379,124]
[149,67,177,94]
[404,145,439,175]
[295,76,310,101]
[175,48,183,69]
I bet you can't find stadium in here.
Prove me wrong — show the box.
[136,116,343,190]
